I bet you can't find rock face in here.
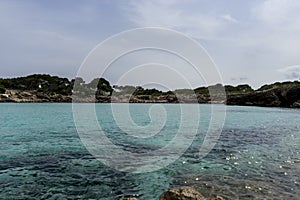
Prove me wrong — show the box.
[159,186,207,200]
[0,90,72,103]
[227,85,300,108]
[0,90,210,104]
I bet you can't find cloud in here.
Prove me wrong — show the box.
[230,77,248,82]
[221,14,238,23]
[277,65,300,79]
[253,0,300,26]
[126,0,237,40]
[2,0,300,88]
[123,0,300,88]
[0,1,127,78]
[239,77,248,81]
[240,0,300,71]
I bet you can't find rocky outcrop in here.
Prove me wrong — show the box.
[159,186,207,200]
[227,85,300,108]
[0,90,72,103]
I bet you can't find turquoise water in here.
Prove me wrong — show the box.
[0,103,299,199]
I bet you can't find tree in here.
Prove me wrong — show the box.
[194,86,209,94]
[225,84,253,94]
[96,78,113,94]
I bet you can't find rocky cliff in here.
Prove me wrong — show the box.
[227,84,300,108]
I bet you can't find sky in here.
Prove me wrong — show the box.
[1,0,300,89]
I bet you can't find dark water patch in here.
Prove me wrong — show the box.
[0,152,90,171]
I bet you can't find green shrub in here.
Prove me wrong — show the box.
[225,84,253,94]
[0,84,5,94]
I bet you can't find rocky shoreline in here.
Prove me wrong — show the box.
[1,85,300,108]
[0,74,300,108]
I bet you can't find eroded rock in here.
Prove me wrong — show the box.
[159,186,207,200]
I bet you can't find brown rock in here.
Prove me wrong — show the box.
[292,101,300,108]
[20,91,32,97]
[214,195,226,200]
[159,186,207,200]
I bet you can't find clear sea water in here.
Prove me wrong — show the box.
[0,103,299,200]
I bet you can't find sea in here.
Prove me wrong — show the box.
[0,103,299,199]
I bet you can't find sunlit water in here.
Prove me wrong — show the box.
[0,103,299,199]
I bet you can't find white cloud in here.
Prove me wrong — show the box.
[2,0,300,87]
[126,0,236,40]
[221,14,238,23]
[254,0,300,25]
[277,65,300,79]
[0,1,116,78]
[248,0,300,62]
[123,0,300,87]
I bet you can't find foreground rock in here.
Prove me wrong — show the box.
[159,186,207,200]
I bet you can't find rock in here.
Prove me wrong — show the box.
[227,90,281,107]
[36,92,48,99]
[286,86,300,105]
[122,198,139,200]
[20,91,32,97]
[96,95,111,103]
[214,195,226,200]
[159,186,207,200]
[292,101,300,108]
[0,94,9,99]
[227,85,300,108]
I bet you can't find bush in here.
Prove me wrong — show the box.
[225,84,253,94]
[0,85,5,94]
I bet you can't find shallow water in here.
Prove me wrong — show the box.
[0,103,299,199]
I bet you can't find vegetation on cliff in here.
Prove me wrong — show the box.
[0,74,71,95]
[0,84,5,94]
[257,81,299,91]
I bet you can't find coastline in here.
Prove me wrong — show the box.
[1,74,300,108]
[1,88,300,108]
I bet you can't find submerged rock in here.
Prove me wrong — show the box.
[159,186,207,200]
